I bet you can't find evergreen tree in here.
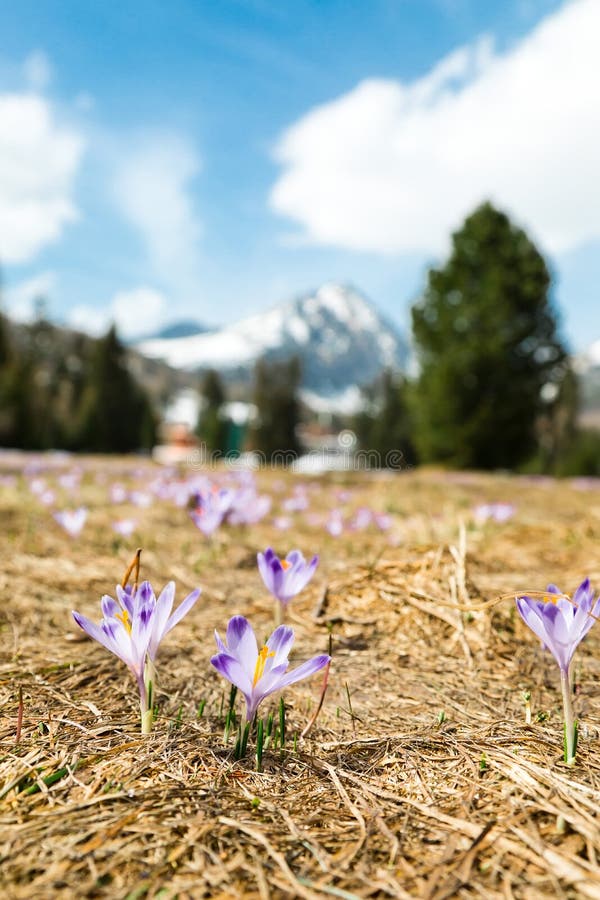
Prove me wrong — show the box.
[0,266,17,444]
[252,357,302,461]
[76,325,156,452]
[197,369,228,454]
[411,202,566,469]
[0,299,38,449]
[0,311,9,369]
[0,312,13,444]
[355,369,415,467]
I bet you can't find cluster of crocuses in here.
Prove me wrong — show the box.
[73,547,328,740]
[189,484,272,536]
[516,578,600,764]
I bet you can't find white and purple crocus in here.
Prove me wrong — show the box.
[53,507,88,537]
[190,488,235,537]
[211,615,330,724]
[73,580,200,733]
[257,548,319,619]
[516,578,599,763]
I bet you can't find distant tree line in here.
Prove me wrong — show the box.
[0,311,156,452]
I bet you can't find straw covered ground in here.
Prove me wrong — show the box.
[2,455,600,899]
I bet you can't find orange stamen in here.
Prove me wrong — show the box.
[115,608,132,634]
[253,645,275,686]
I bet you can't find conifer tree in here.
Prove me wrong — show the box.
[252,357,302,461]
[77,325,156,452]
[0,312,13,444]
[197,369,228,454]
[411,202,566,469]
[355,370,414,467]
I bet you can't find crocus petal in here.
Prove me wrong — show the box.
[285,550,303,567]
[252,661,291,698]
[101,594,119,618]
[116,584,135,617]
[129,599,154,664]
[226,615,258,666]
[164,587,200,635]
[516,598,553,650]
[257,551,274,590]
[73,611,122,659]
[210,652,253,695]
[214,628,228,654]
[572,579,593,613]
[289,554,319,595]
[276,654,331,689]
[102,617,141,671]
[146,582,174,660]
[266,625,295,667]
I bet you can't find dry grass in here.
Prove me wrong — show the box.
[2,456,600,898]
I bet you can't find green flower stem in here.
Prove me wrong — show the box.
[138,674,153,735]
[560,667,576,764]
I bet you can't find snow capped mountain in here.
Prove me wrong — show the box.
[137,284,407,402]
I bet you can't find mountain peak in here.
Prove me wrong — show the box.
[137,283,406,399]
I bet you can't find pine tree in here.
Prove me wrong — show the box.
[355,370,415,468]
[411,202,566,469]
[0,309,39,448]
[0,313,13,444]
[252,357,302,461]
[76,325,156,452]
[197,369,228,454]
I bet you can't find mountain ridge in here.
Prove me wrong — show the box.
[137,283,407,402]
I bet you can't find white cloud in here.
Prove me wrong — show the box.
[110,287,166,337]
[5,271,57,322]
[68,286,167,340]
[112,135,202,295]
[67,304,109,337]
[0,91,84,264]
[270,0,600,256]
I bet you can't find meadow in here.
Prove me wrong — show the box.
[1,453,600,899]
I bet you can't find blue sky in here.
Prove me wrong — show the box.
[1,0,598,349]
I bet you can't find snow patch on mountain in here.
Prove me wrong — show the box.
[137,283,407,398]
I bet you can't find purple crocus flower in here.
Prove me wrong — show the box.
[109,483,128,504]
[227,489,271,526]
[257,547,319,606]
[326,511,344,537]
[112,519,138,537]
[53,506,87,537]
[516,580,599,673]
[272,516,292,531]
[516,579,599,763]
[474,502,515,523]
[129,490,153,509]
[190,488,235,536]
[73,585,155,730]
[73,579,200,732]
[210,615,330,722]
